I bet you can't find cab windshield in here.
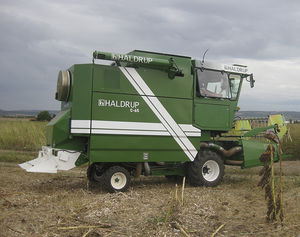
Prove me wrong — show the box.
[197,69,242,100]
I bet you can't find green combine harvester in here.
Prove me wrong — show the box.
[19,50,287,192]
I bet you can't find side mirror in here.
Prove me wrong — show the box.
[250,74,255,88]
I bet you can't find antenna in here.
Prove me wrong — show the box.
[202,49,209,63]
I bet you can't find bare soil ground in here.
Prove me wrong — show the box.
[0,161,299,237]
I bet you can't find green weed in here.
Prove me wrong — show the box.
[0,150,38,163]
[0,120,46,151]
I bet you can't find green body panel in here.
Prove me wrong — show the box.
[75,153,89,166]
[93,64,137,95]
[71,64,93,121]
[91,91,194,124]
[46,109,86,151]
[46,110,70,147]
[242,139,279,168]
[193,98,233,130]
[91,92,160,123]
[89,63,198,162]
[46,64,92,151]
[136,67,193,99]
[90,149,191,163]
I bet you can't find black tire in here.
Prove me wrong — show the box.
[87,163,103,183]
[103,166,131,193]
[188,150,224,187]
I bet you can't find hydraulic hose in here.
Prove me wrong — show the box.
[200,142,243,165]
[200,142,242,157]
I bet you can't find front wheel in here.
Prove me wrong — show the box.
[188,150,224,187]
[103,166,131,193]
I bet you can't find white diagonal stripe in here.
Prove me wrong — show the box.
[179,124,201,133]
[121,67,198,161]
[185,132,201,137]
[120,67,194,161]
[125,67,198,159]
[120,67,194,160]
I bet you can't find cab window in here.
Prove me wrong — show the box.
[197,69,242,100]
[229,74,242,100]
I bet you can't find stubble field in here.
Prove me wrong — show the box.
[0,119,299,236]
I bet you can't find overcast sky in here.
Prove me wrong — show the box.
[1,0,300,111]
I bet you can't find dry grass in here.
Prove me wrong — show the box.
[282,124,300,160]
[0,161,299,237]
[0,117,33,121]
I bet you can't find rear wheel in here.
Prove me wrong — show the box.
[103,166,131,193]
[87,163,103,183]
[188,150,224,187]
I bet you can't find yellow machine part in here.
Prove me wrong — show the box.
[268,114,287,140]
[224,119,252,136]
[225,114,287,138]
[235,119,252,131]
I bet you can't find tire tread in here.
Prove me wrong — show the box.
[103,166,130,193]
[188,150,224,187]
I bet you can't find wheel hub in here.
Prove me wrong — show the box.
[111,172,127,190]
[202,166,210,174]
[202,160,220,182]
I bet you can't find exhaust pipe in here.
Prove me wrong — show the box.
[224,159,243,165]
[144,162,151,176]
[134,162,152,177]
[134,163,143,178]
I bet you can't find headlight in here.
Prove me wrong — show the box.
[56,70,71,101]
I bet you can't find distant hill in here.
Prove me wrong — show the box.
[0,109,59,117]
[236,111,300,121]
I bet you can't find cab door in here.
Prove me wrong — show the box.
[194,98,231,130]
[193,69,240,131]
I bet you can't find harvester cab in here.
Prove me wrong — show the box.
[20,49,285,193]
[193,60,253,132]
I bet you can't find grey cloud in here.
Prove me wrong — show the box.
[0,0,300,110]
